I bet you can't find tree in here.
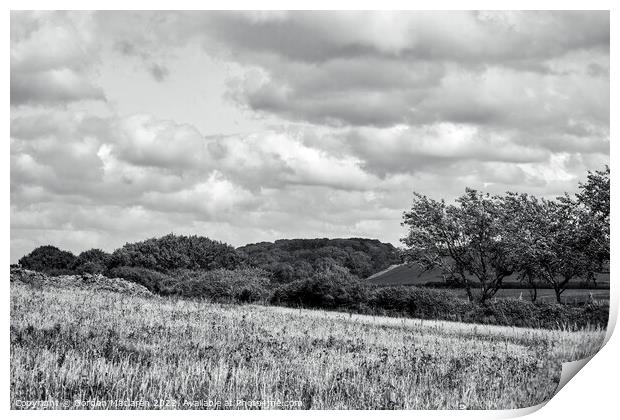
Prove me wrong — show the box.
[18,245,76,274]
[108,234,242,272]
[401,189,516,303]
[237,238,401,281]
[500,193,544,302]
[72,248,111,274]
[577,166,610,224]
[576,166,610,276]
[501,192,604,303]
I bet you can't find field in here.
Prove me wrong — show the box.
[10,282,606,410]
[366,264,610,304]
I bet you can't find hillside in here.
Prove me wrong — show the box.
[10,281,605,409]
[237,238,402,281]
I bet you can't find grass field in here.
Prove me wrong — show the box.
[10,282,606,410]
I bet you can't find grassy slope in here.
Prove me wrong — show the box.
[10,283,605,410]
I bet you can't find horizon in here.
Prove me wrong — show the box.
[14,234,405,263]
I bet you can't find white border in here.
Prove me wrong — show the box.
[3,2,617,419]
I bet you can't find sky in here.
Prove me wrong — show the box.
[10,11,610,262]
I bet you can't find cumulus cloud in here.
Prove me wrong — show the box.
[194,11,609,130]
[10,11,105,106]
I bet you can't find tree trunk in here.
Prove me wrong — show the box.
[464,283,473,302]
[554,287,563,304]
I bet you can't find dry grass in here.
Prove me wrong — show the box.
[10,282,605,410]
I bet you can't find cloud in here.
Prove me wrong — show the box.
[9,109,409,260]
[149,64,169,82]
[11,69,105,106]
[10,11,105,106]
[195,11,608,65]
[187,11,608,132]
[342,124,550,177]
[10,11,610,262]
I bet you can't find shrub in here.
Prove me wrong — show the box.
[18,246,76,274]
[367,286,471,320]
[405,288,470,320]
[106,266,172,294]
[459,299,609,330]
[367,287,410,313]
[108,234,242,272]
[466,299,539,328]
[72,248,111,274]
[164,268,271,303]
[270,266,367,310]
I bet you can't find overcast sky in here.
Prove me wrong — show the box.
[10,11,610,261]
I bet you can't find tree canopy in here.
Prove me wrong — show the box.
[401,167,610,303]
[18,245,77,274]
[108,234,242,272]
[238,238,402,281]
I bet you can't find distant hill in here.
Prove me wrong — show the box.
[366,263,445,286]
[366,263,610,288]
[237,238,402,281]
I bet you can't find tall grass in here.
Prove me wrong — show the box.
[10,283,605,410]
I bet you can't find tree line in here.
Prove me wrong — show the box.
[16,235,401,286]
[401,166,609,303]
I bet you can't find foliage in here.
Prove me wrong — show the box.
[369,286,471,320]
[401,166,610,304]
[468,299,609,330]
[163,268,271,303]
[72,248,111,274]
[238,238,402,282]
[401,189,516,303]
[576,166,610,273]
[108,234,242,272]
[270,265,368,310]
[501,192,607,303]
[106,266,172,294]
[577,165,610,227]
[18,246,77,274]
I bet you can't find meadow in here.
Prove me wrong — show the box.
[10,282,606,410]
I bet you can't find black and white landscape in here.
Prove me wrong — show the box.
[10,11,610,410]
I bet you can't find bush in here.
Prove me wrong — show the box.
[72,248,111,274]
[271,278,609,329]
[108,234,242,272]
[18,246,76,274]
[466,299,540,328]
[270,266,367,310]
[460,299,609,330]
[368,286,471,321]
[367,287,410,312]
[405,288,470,320]
[163,268,271,303]
[106,266,172,294]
